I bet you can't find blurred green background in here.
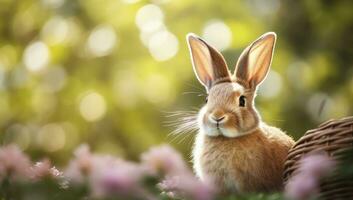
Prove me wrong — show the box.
[0,0,352,166]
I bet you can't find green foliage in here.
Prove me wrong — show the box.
[1,178,86,200]
[222,193,284,200]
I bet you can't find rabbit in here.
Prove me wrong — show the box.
[186,32,295,194]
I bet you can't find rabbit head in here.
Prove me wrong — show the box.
[187,32,276,138]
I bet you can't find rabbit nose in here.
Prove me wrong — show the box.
[209,114,226,124]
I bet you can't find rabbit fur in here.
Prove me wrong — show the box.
[186,32,295,193]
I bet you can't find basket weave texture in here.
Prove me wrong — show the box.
[283,116,353,199]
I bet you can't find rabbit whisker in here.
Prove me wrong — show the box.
[164,110,199,144]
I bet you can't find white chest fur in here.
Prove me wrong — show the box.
[192,132,241,192]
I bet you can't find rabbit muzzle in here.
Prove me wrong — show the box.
[199,107,243,138]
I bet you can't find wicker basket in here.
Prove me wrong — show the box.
[283,116,353,199]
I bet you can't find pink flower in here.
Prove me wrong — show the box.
[286,175,319,200]
[285,152,337,200]
[100,168,137,194]
[31,159,64,180]
[142,144,215,200]
[65,144,152,199]
[300,152,336,177]
[158,172,215,200]
[141,144,188,176]
[0,145,31,181]
[65,144,94,183]
[90,158,145,198]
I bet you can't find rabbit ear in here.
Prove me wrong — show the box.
[187,33,231,92]
[234,32,276,89]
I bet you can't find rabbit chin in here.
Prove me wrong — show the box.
[200,126,245,138]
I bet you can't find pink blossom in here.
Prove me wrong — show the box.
[300,152,336,177]
[141,144,188,176]
[65,144,151,199]
[31,159,64,180]
[65,144,94,183]
[285,175,319,200]
[90,158,145,198]
[0,145,31,181]
[143,145,215,200]
[99,168,137,194]
[285,152,337,200]
[159,172,215,200]
[92,163,154,199]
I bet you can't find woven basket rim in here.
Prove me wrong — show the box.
[289,116,353,151]
[283,116,353,190]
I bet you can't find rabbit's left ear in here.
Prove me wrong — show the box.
[234,32,276,89]
[187,33,231,92]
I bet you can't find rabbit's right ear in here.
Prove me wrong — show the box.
[186,33,231,92]
[234,32,276,89]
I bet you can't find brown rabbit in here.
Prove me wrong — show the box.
[186,32,295,194]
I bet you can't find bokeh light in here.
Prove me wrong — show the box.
[246,0,280,16]
[202,20,232,51]
[121,0,141,4]
[139,25,166,47]
[4,124,31,150]
[9,68,28,88]
[31,89,57,116]
[0,67,5,91]
[306,93,333,122]
[79,91,107,122]
[113,69,139,108]
[23,41,50,72]
[87,25,118,57]
[41,16,70,45]
[41,0,65,8]
[39,66,67,93]
[258,70,283,99]
[142,73,174,104]
[286,61,313,90]
[135,4,164,33]
[37,123,66,152]
[147,30,179,61]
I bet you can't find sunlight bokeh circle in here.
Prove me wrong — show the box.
[23,41,50,72]
[41,16,70,44]
[202,20,232,51]
[148,30,179,61]
[258,70,283,99]
[79,91,107,122]
[37,123,66,152]
[87,25,117,57]
[135,4,164,33]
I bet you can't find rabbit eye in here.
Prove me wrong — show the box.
[205,96,208,103]
[239,95,246,107]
